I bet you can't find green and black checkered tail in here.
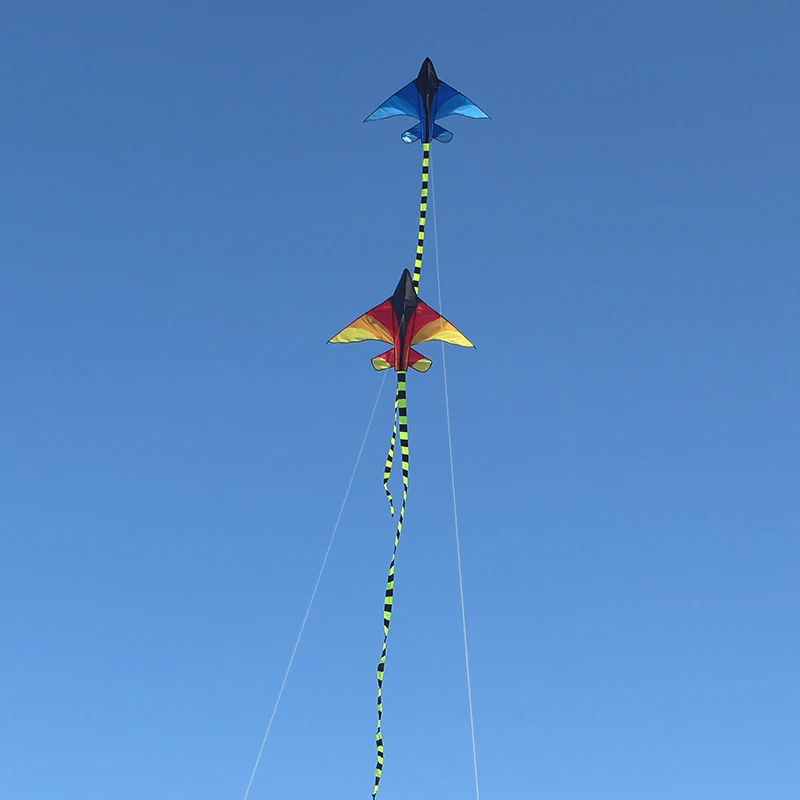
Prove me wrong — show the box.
[384,160,426,513]
[373,372,409,799]
[382,392,398,516]
[411,143,430,293]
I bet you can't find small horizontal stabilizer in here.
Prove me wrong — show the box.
[401,123,422,144]
[371,348,432,372]
[371,349,395,371]
[432,122,453,143]
[407,348,432,372]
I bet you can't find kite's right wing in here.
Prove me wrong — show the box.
[434,82,490,121]
[410,300,474,348]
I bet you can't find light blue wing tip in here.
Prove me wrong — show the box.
[462,105,490,120]
[365,108,394,123]
[436,90,491,121]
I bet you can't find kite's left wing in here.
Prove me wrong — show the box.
[329,299,396,345]
[364,81,421,123]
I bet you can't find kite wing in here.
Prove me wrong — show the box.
[365,81,429,145]
[410,300,474,348]
[429,82,489,143]
[434,82,489,121]
[364,81,421,123]
[329,299,396,345]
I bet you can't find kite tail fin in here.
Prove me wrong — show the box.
[371,350,396,372]
[373,348,432,374]
[402,122,452,144]
[412,142,430,293]
[401,123,422,144]
[374,372,409,800]
[407,348,432,373]
[432,122,453,143]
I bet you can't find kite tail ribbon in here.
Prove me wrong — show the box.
[374,371,409,799]
[382,392,398,516]
[411,142,430,293]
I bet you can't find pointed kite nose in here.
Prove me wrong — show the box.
[419,57,438,80]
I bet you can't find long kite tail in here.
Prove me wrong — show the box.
[373,372,409,799]
[411,142,431,293]
[382,392,398,516]
[373,143,426,797]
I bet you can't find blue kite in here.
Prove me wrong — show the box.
[365,57,489,144]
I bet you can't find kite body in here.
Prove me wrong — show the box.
[329,269,474,372]
[365,57,489,144]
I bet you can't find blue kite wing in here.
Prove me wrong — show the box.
[365,81,422,122]
[434,82,490,121]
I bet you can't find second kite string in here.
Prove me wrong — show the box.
[242,371,388,800]
[430,158,482,800]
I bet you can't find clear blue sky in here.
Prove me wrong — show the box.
[2,2,798,798]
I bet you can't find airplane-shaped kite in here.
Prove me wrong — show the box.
[365,57,489,144]
[329,268,474,371]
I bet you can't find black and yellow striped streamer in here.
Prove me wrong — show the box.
[373,141,427,798]
[411,142,431,293]
[373,372,409,799]
[382,393,398,517]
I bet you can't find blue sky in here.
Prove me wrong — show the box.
[2,1,799,798]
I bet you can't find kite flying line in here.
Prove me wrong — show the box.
[242,374,387,800]
[431,168,481,800]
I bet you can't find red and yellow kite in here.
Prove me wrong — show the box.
[329,268,473,371]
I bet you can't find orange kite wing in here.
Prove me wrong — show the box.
[329,300,395,345]
[410,300,474,348]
